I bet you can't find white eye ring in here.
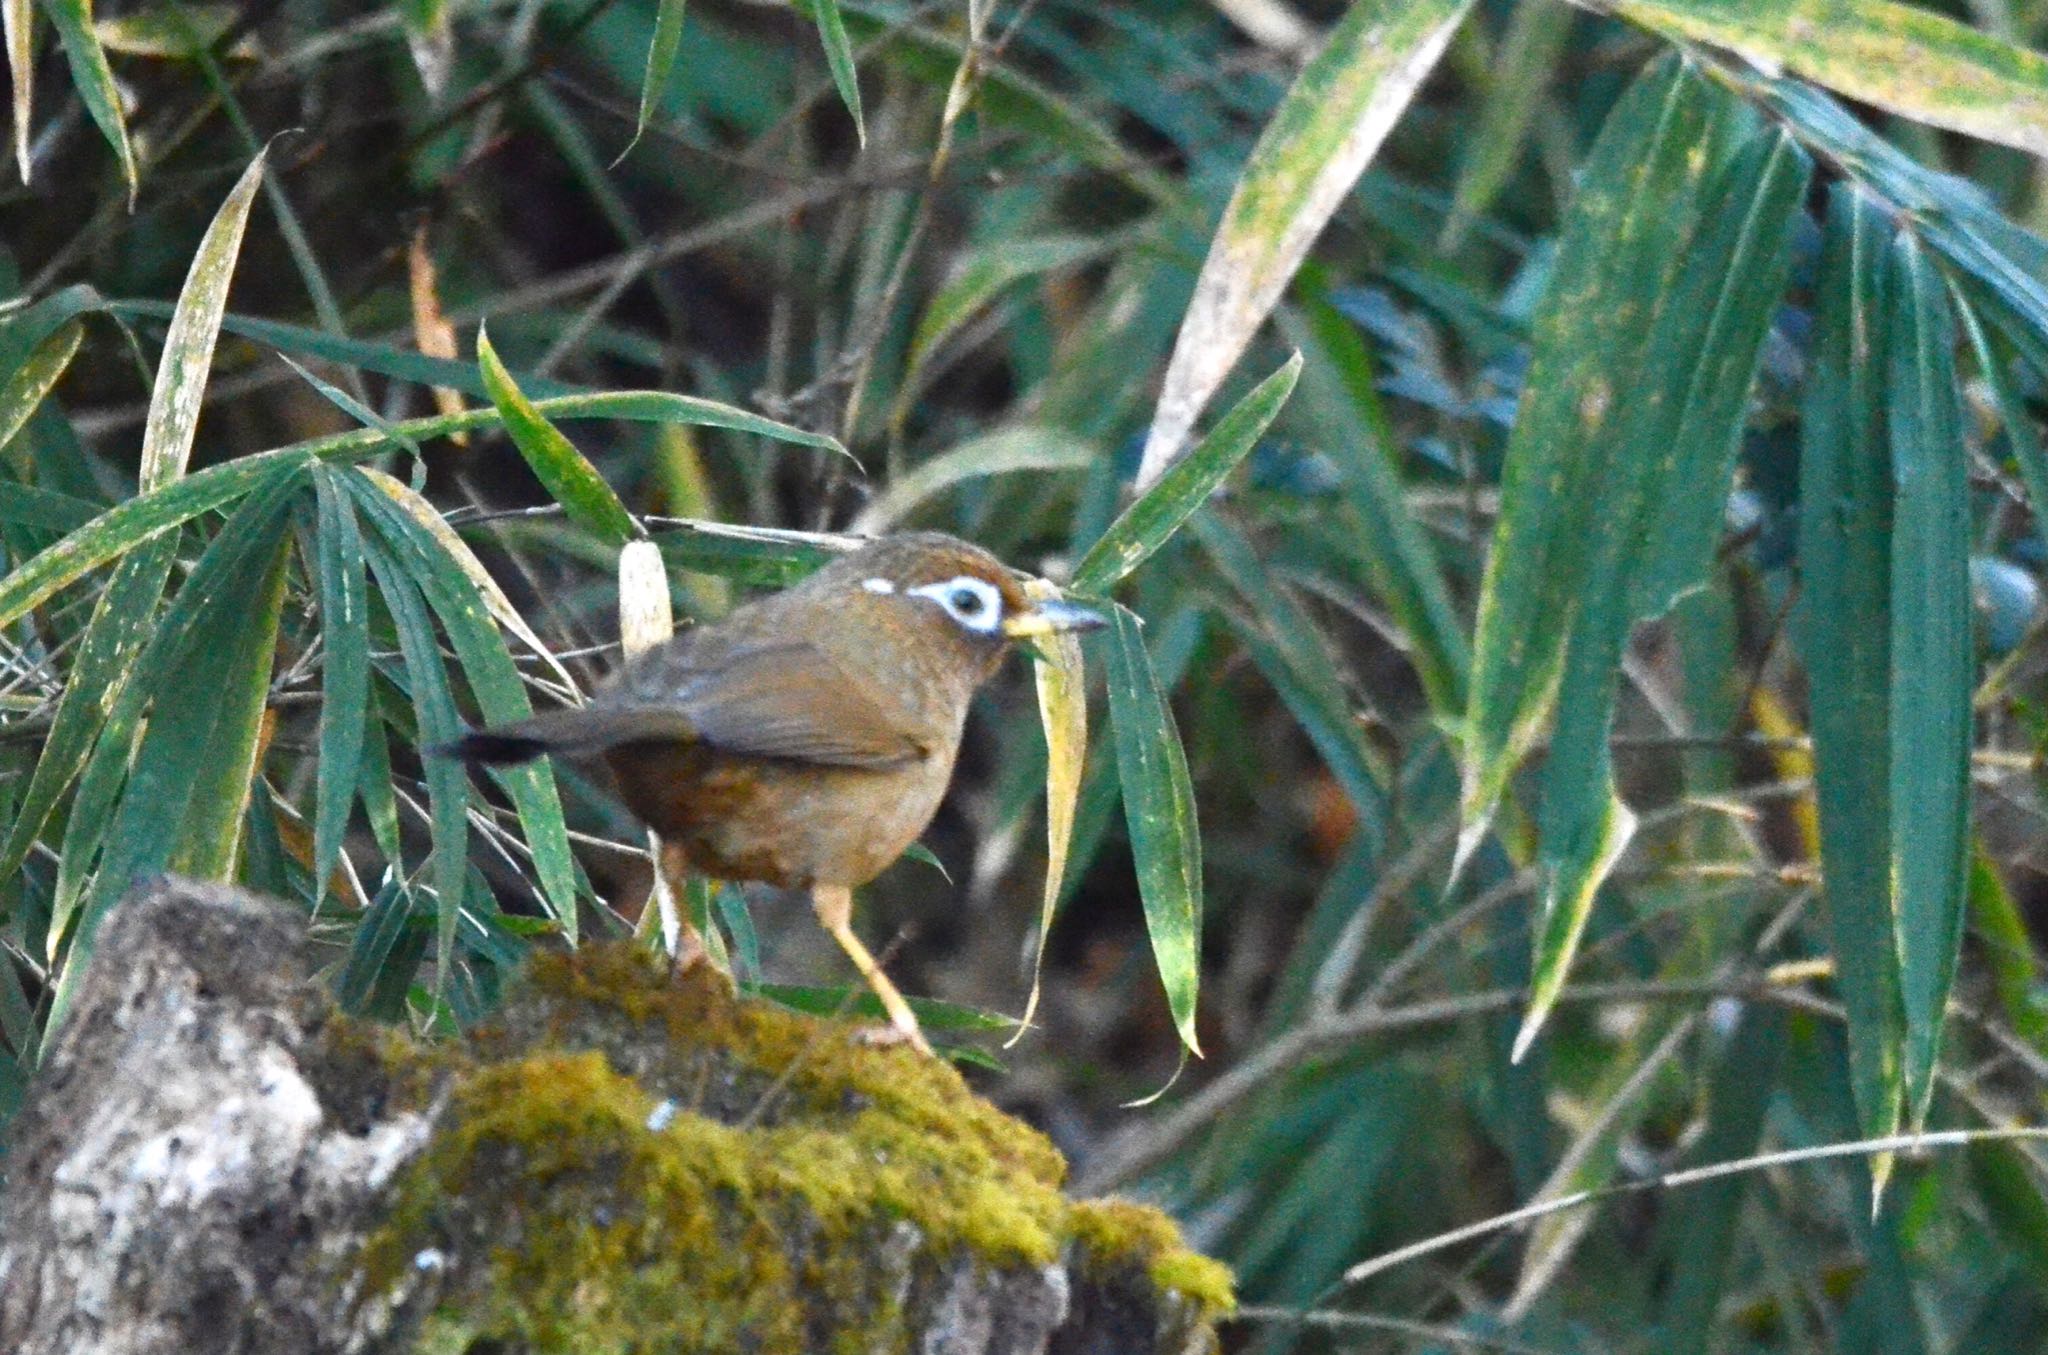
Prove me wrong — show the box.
[909,576,1005,634]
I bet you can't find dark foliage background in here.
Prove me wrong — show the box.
[7,0,2048,1350]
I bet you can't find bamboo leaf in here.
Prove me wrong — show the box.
[810,0,864,145]
[167,532,289,878]
[1195,512,1389,837]
[4,0,28,182]
[1458,57,1742,862]
[350,474,578,939]
[850,427,1096,535]
[0,320,82,455]
[1137,0,1472,484]
[0,537,175,882]
[0,388,841,632]
[1103,602,1203,1056]
[45,462,306,964]
[1442,0,1574,250]
[336,876,417,1015]
[477,326,638,548]
[900,235,1113,394]
[140,150,267,492]
[1799,184,1907,1163]
[623,0,686,159]
[1071,352,1299,597]
[1885,232,1973,1130]
[1600,0,2048,160]
[310,466,369,910]
[357,466,580,696]
[41,0,135,197]
[44,483,298,1033]
[1286,282,1469,714]
[361,530,468,994]
[1010,577,1087,1044]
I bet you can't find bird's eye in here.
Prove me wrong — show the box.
[909,576,1004,634]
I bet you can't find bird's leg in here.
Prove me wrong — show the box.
[650,836,709,975]
[811,884,932,1056]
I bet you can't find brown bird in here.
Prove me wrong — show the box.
[442,531,1105,1053]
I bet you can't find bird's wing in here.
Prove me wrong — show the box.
[613,636,930,768]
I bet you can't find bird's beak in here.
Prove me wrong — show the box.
[1003,597,1108,640]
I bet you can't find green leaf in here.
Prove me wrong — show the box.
[1957,293,2048,575]
[336,876,418,1015]
[0,320,83,456]
[624,0,687,159]
[348,472,578,940]
[4,0,28,182]
[140,149,268,493]
[1071,352,1300,597]
[900,235,1114,395]
[45,463,306,958]
[1885,232,1973,1130]
[310,466,370,909]
[1287,278,1469,714]
[1459,56,1741,856]
[1103,602,1203,1056]
[1966,845,2048,1056]
[810,0,864,145]
[1011,577,1088,1042]
[45,482,298,1033]
[1441,0,1574,251]
[850,426,1096,535]
[1799,184,1907,1160]
[1194,512,1388,838]
[1137,0,1472,482]
[747,983,1013,1032]
[1604,0,2048,159]
[477,326,638,547]
[1655,1007,1788,1354]
[361,530,468,996]
[165,531,290,878]
[0,537,177,884]
[41,0,136,198]
[0,388,841,633]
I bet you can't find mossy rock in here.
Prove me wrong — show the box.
[336,944,1231,1353]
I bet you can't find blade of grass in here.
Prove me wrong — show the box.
[809,0,864,145]
[1103,602,1203,1056]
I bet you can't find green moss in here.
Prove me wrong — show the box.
[349,942,1231,1352]
[1067,1198,1236,1315]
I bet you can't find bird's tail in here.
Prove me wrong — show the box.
[433,705,699,765]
